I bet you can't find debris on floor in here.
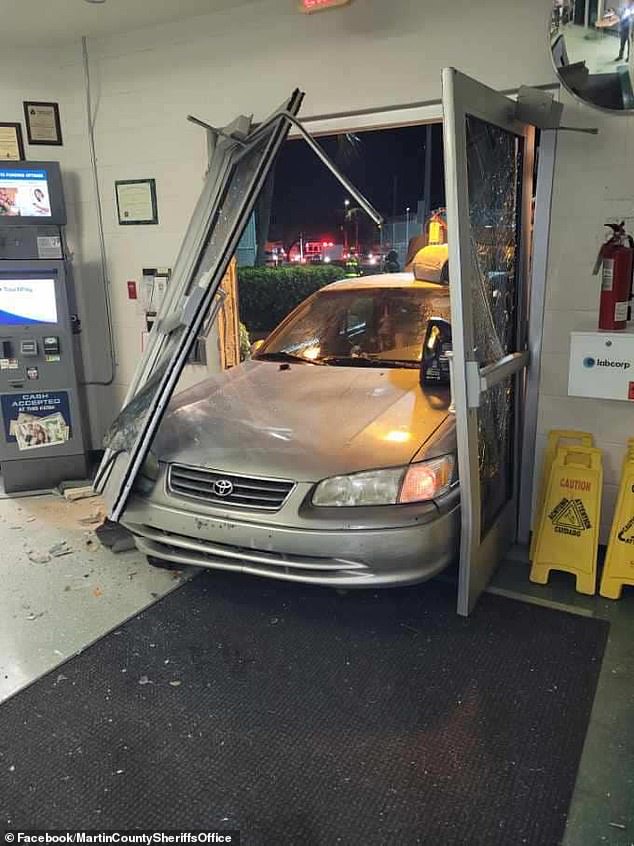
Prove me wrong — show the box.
[27,551,51,565]
[79,508,106,527]
[57,480,98,502]
[0,488,190,705]
[49,541,73,558]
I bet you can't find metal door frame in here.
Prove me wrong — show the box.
[293,93,555,562]
[442,68,538,615]
[518,129,558,545]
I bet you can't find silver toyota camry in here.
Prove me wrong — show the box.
[122,273,460,587]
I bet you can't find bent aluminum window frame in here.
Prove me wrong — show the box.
[95,89,383,522]
[95,90,305,520]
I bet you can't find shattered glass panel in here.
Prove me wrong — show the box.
[103,330,185,452]
[466,115,522,366]
[465,116,523,536]
[478,377,515,536]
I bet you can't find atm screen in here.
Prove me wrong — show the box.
[0,278,58,325]
[0,168,52,219]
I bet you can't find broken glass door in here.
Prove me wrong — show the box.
[442,69,536,615]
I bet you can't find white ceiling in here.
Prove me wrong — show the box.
[0,0,248,46]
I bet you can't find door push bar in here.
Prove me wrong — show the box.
[464,351,530,409]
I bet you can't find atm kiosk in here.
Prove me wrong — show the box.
[0,161,87,492]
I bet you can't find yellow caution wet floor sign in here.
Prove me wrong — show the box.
[600,441,634,599]
[530,430,594,561]
[530,445,602,595]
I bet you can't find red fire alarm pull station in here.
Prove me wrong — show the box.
[127,280,138,300]
[300,0,352,12]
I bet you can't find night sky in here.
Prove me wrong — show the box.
[269,123,445,246]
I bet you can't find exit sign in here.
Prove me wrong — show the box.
[300,0,352,12]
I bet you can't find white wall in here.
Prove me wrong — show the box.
[18,0,632,541]
[538,94,634,541]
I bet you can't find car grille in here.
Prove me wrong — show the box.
[167,463,294,511]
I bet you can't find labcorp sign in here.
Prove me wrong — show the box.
[569,331,634,401]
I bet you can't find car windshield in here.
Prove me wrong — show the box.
[257,283,451,367]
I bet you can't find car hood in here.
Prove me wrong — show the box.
[153,360,451,482]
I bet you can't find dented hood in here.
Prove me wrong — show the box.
[153,359,451,482]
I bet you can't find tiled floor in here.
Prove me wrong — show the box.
[0,491,190,703]
[560,22,629,74]
[0,497,631,843]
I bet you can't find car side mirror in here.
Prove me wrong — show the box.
[420,318,452,387]
[250,339,266,356]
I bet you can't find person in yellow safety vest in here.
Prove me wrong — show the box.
[345,255,362,277]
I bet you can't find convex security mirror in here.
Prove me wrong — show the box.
[550,0,634,111]
[421,318,452,387]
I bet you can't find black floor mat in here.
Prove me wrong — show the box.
[0,573,608,845]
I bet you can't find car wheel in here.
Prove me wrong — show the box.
[146,555,181,572]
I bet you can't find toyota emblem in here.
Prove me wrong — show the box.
[213,479,234,497]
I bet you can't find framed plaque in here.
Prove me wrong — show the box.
[115,178,159,225]
[23,101,63,146]
[0,123,25,161]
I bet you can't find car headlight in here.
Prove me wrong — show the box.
[312,455,455,507]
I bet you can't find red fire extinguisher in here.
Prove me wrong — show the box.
[594,222,634,331]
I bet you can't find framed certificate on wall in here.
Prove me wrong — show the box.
[115,178,159,225]
[23,101,63,146]
[0,123,25,161]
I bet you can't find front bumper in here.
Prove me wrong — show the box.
[123,493,460,588]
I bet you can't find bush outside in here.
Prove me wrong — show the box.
[238,265,346,334]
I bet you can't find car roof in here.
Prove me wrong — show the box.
[322,272,448,293]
